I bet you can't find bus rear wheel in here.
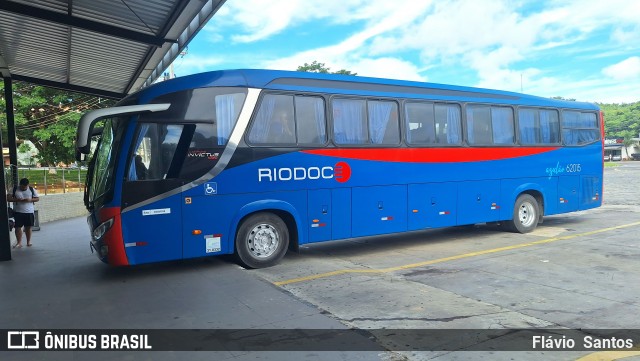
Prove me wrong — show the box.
[505,194,539,233]
[235,212,289,269]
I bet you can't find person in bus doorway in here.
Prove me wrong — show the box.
[134,154,148,180]
[7,178,40,248]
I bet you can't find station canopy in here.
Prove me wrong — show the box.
[0,0,226,99]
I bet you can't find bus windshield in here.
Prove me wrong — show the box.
[89,117,124,207]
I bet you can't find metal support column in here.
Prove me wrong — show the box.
[1,77,14,261]
[5,77,18,186]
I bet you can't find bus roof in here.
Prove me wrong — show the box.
[137,69,599,110]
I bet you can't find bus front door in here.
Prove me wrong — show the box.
[120,179,184,264]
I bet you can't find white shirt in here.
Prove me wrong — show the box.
[12,187,39,214]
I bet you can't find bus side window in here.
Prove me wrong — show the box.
[491,106,514,145]
[466,105,514,145]
[540,109,560,144]
[519,108,561,145]
[295,96,326,145]
[248,94,295,145]
[332,98,367,144]
[434,103,462,144]
[405,102,436,145]
[562,111,599,146]
[518,108,538,144]
[466,105,492,145]
[368,100,399,144]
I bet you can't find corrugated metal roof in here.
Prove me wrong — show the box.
[0,0,226,98]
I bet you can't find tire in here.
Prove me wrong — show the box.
[505,194,539,233]
[235,212,289,269]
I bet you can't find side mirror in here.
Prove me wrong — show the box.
[75,150,86,162]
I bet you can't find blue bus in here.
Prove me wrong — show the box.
[76,69,603,268]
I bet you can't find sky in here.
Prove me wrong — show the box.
[170,0,640,104]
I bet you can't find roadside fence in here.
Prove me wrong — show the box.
[3,166,87,195]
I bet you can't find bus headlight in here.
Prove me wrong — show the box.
[93,218,114,241]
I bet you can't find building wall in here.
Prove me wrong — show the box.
[35,192,87,223]
[626,144,640,158]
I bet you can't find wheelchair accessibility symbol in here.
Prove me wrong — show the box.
[204,182,217,195]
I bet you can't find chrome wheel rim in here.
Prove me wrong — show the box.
[247,223,279,258]
[518,202,536,228]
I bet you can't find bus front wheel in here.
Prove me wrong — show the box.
[235,212,289,269]
[505,194,539,233]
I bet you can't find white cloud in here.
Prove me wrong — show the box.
[259,2,433,81]
[364,0,640,94]
[602,57,640,80]
[172,55,225,73]
[370,1,536,59]
[579,82,640,104]
[263,47,425,83]
[344,58,425,81]
[200,29,224,43]
[611,25,640,45]
[186,0,640,103]
[552,77,640,104]
[211,0,640,72]
[212,0,379,43]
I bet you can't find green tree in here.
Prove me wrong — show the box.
[17,142,34,166]
[0,81,116,166]
[297,61,357,75]
[599,101,640,139]
[620,130,635,159]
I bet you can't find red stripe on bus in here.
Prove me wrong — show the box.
[100,207,129,266]
[302,147,558,163]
